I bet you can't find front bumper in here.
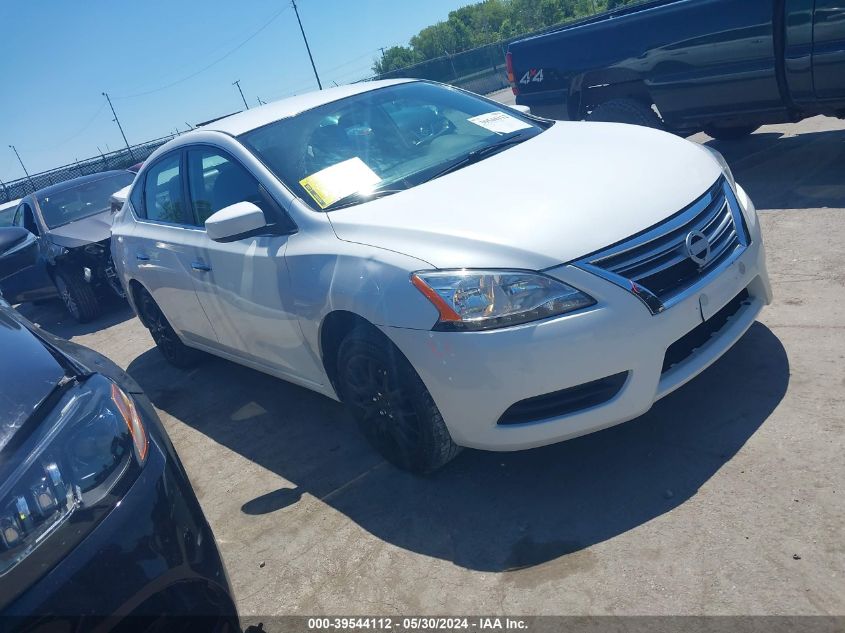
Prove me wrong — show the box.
[384,186,772,451]
[2,391,239,631]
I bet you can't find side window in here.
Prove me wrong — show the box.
[186,148,277,227]
[15,203,38,235]
[143,154,185,224]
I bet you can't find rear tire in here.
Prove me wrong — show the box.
[586,98,664,130]
[336,326,461,474]
[703,124,759,140]
[136,289,204,368]
[54,270,100,323]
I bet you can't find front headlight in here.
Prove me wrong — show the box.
[705,146,736,191]
[411,269,595,331]
[0,374,147,576]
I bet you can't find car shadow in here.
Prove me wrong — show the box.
[15,296,134,338]
[704,127,845,211]
[126,322,788,572]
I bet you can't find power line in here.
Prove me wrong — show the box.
[320,48,383,75]
[113,5,291,99]
[291,0,322,90]
[18,100,108,153]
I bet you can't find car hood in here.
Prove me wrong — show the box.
[327,122,722,270]
[0,305,65,454]
[47,210,113,248]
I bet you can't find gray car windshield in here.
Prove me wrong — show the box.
[239,82,547,211]
[38,172,135,228]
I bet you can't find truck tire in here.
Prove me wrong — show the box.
[336,325,461,474]
[703,124,759,140]
[136,288,204,368]
[586,98,664,130]
[54,270,100,323]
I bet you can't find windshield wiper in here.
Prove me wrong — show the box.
[424,133,531,183]
[323,188,403,211]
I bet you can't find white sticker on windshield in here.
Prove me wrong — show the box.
[299,157,381,209]
[467,111,532,135]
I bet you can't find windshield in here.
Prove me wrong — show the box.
[38,172,135,228]
[239,82,546,211]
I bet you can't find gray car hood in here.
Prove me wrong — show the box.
[327,122,722,270]
[47,210,112,248]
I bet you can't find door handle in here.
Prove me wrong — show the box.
[135,253,150,261]
[191,261,211,272]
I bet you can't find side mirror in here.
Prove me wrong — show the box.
[510,104,531,115]
[205,201,268,242]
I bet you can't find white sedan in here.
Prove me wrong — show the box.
[111,79,771,472]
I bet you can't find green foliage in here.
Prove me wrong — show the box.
[372,0,615,74]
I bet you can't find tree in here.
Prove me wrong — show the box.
[373,46,421,75]
[371,0,610,75]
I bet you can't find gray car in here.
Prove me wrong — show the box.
[0,171,135,321]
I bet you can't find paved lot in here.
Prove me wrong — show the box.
[17,114,845,621]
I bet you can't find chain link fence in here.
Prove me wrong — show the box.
[369,39,515,97]
[0,135,174,204]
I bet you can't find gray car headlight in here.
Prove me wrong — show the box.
[411,270,595,331]
[0,374,148,576]
[705,146,736,191]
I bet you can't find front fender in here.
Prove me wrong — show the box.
[283,230,440,372]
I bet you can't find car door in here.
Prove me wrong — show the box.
[183,145,325,386]
[0,201,54,303]
[126,151,219,347]
[812,0,845,100]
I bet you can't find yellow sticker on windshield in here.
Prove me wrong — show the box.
[299,157,381,209]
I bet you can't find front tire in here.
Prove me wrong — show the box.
[586,98,664,130]
[136,289,204,368]
[336,326,461,474]
[54,270,100,323]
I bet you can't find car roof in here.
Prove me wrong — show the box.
[33,170,134,198]
[0,198,21,211]
[203,78,415,137]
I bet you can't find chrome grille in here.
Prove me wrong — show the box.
[576,178,749,314]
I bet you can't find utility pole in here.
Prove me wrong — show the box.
[9,145,34,190]
[102,92,134,159]
[232,80,249,109]
[291,0,322,90]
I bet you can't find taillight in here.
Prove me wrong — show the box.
[505,51,519,96]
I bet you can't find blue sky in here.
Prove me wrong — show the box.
[0,0,475,181]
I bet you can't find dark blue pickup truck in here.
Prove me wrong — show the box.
[507,0,845,138]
